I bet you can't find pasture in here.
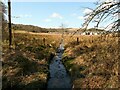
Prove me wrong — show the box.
[2,30,119,89]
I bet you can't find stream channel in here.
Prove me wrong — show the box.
[47,44,72,89]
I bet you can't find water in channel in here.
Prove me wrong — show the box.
[47,44,72,89]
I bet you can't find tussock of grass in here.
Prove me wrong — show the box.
[2,32,59,89]
[2,31,119,89]
[63,35,119,88]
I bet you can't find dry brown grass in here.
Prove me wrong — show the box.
[2,30,119,89]
[63,34,119,89]
[2,31,63,90]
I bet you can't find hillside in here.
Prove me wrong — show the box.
[12,24,48,33]
[12,23,106,34]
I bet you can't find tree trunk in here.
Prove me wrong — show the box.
[8,0,12,47]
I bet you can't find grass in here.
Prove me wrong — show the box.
[62,34,119,88]
[2,30,119,89]
[2,30,62,90]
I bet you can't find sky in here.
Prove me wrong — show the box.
[5,1,98,28]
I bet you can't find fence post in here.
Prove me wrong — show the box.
[43,38,45,46]
[77,37,79,44]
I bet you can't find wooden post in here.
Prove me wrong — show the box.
[77,37,79,44]
[43,38,45,46]
[8,0,12,47]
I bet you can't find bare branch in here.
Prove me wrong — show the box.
[83,1,120,31]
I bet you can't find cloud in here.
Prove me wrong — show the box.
[100,0,115,3]
[44,19,51,22]
[43,12,63,23]
[19,14,32,18]
[83,8,92,14]
[72,13,77,16]
[50,12,63,19]
[78,16,84,20]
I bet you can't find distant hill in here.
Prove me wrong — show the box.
[12,24,68,33]
[12,23,106,33]
[87,28,105,32]
[12,24,49,33]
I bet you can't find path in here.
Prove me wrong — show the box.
[47,43,72,89]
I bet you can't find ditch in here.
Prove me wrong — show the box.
[47,43,72,89]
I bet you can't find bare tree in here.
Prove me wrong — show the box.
[59,23,67,50]
[0,1,7,41]
[82,0,120,32]
[60,23,66,39]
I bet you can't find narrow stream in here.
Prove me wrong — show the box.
[47,44,72,89]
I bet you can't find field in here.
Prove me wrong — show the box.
[2,30,119,89]
[63,34,119,88]
[2,31,62,89]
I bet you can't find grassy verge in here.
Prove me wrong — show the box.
[2,31,119,89]
[62,35,119,88]
[2,31,60,90]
